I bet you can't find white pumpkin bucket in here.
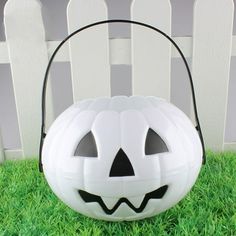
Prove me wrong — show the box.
[39,20,206,221]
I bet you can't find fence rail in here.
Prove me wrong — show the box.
[0,0,235,161]
[2,35,236,64]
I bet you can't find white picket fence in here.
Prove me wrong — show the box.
[0,0,235,161]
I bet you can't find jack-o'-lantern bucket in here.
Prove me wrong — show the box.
[39,20,206,221]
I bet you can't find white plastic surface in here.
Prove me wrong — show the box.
[42,96,202,221]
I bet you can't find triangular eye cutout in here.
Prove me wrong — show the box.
[74,131,98,157]
[145,128,168,155]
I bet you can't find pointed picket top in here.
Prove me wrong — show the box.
[67,0,110,102]
[4,0,54,157]
[192,0,234,150]
[131,0,172,100]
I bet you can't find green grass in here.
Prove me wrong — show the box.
[0,152,236,236]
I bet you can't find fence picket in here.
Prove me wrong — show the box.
[131,0,172,100]
[67,0,110,102]
[192,0,234,150]
[0,129,4,163]
[4,0,54,157]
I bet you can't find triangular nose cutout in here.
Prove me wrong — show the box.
[109,149,135,177]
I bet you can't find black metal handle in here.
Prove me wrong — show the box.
[39,19,206,172]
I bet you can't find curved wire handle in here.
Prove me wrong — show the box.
[39,19,206,172]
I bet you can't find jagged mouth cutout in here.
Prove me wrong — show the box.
[78,185,168,215]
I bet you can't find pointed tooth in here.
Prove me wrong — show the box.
[128,195,145,208]
[101,197,119,209]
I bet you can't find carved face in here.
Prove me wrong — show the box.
[42,96,202,221]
